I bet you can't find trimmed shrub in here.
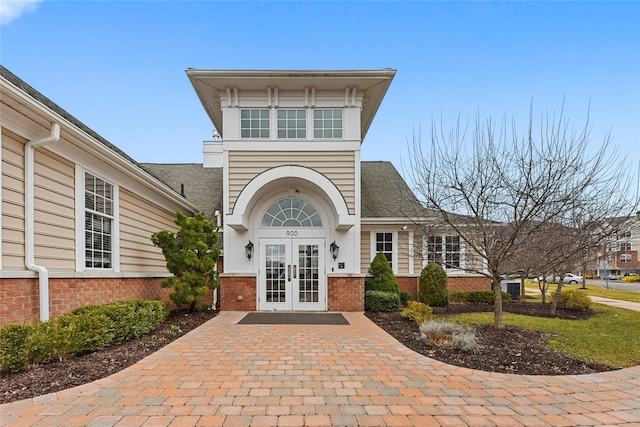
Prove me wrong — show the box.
[622,275,640,283]
[365,290,400,312]
[365,252,399,294]
[401,301,433,324]
[449,290,511,304]
[399,291,413,305]
[53,312,115,358]
[559,290,592,311]
[418,262,449,307]
[419,321,482,353]
[72,300,169,342]
[1,299,170,372]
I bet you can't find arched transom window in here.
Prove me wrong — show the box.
[261,198,322,227]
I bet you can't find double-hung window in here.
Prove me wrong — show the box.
[426,235,462,269]
[620,242,632,251]
[621,254,632,263]
[85,173,113,269]
[277,109,306,138]
[241,109,270,138]
[375,232,393,267]
[313,109,342,138]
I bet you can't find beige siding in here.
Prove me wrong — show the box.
[228,151,356,213]
[119,188,178,273]
[2,130,26,268]
[360,231,370,272]
[397,231,409,274]
[33,150,76,270]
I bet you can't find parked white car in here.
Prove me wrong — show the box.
[541,273,584,284]
[604,274,619,281]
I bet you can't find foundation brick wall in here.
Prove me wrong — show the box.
[393,275,491,301]
[219,275,257,311]
[0,277,178,327]
[448,276,492,291]
[328,276,364,312]
[396,276,419,299]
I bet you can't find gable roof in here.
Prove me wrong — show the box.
[1,65,197,213]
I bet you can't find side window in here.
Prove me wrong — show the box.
[375,232,393,267]
[426,235,462,269]
[85,172,114,269]
[313,109,342,138]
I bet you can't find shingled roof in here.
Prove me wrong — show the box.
[142,161,423,220]
[140,164,223,219]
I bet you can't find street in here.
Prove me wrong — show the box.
[587,279,640,293]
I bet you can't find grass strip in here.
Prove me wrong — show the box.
[447,304,640,368]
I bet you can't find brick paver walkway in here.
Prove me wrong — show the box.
[1,312,639,426]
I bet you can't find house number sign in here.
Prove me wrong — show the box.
[285,230,299,237]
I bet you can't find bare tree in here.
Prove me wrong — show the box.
[405,104,638,328]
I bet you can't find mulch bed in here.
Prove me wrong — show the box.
[366,301,617,376]
[1,309,217,404]
[1,301,618,405]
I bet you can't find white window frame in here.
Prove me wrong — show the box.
[76,167,119,272]
[423,234,465,272]
[313,109,343,139]
[620,242,632,251]
[277,109,306,139]
[371,231,398,273]
[240,109,270,139]
[620,254,632,263]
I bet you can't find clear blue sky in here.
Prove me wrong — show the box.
[2,1,639,174]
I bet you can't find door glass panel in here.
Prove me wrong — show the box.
[298,244,319,303]
[265,244,287,303]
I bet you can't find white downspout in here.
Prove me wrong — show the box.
[25,123,60,322]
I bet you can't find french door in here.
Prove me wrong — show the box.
[259,239,325,311]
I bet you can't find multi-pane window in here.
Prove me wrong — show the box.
[277,109,306,138]
[241,109,270,138]
[313,109,342,138]
[261,198,322,227]
[426,235,461,269]
[621,254,632,263]
[85,173,113,269]
[620,242,632,251]
[376,232,393,267]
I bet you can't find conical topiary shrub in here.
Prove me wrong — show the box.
[365,252,399,294]
[418,262,449,307]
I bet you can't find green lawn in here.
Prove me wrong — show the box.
[525,281,640,303]
[447,304,640,368]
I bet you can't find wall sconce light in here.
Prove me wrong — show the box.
[330,241,339,260]
[245,240,254,260]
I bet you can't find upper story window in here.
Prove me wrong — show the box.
[262,198,322,227]
[85,172,113,269]
[426,235,461,269]
[241,109,270,138]
[314,109,342,138]
[277,109,306,138]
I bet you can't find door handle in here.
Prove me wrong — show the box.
[293,265,297,279]
[288,265,291,282]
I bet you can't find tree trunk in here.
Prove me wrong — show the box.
[493,276,503,329]
[550,282,563,315]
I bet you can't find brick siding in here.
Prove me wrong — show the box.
[0,277,178,327]
[219,275,257,311]
[328,276,364,312]
[396,275,491,300]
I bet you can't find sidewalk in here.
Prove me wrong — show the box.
[2,311,639,426]
[589,296,640,312]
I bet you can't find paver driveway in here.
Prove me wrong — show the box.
[2,311,639,426]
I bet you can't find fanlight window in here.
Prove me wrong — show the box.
[262,198,322,227]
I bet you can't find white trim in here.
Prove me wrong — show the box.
[227,165,354,231]
[408,230,415,274]
[218,140,361,152]
[0,270,172,279]
[370,230,399,274]
[77,168,120,272]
